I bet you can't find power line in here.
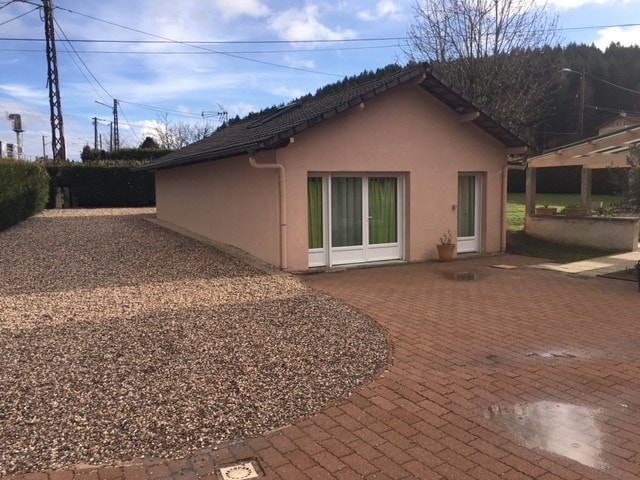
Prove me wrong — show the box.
[3,18,640,45]
[0,1,19,10]
[0,44,402,55]
[117,100,204,119]
[117,103,141,144]
[52,5,344,78]
[0,5,38,27]
[560,23,640,32]
[586,72,640,96]
[53,18,112,102]
[0,36,407,45]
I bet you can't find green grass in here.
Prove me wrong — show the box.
[507,193,623,232]
[506,193,623,262]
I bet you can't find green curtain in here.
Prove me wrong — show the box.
[307,177,323,249]
[458,175,475,237]
[331,177,362,247]
[368,177,397,244]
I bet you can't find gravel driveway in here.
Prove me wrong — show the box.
[0,209,389,476]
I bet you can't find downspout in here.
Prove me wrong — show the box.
[249,152,287,270]
[501,163,508,252]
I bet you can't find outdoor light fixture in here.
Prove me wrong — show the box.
[560,67,586,138]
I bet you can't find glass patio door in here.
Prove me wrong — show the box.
[457,174,481,253]
[308,174,402,267]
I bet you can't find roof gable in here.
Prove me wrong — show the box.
[140,64,531,171]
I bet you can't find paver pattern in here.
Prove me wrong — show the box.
[3,212,640,479]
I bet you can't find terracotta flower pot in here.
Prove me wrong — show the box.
[436,243,456,262]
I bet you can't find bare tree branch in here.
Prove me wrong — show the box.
[407,0,561,134]
[151,113,216,150]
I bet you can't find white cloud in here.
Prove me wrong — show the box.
[282,54,316,70]
[212,0,270,20]
[271,86,307,99]
[358,0,403,22]
[0,84,48,105]
[593,26,640,49]
[130,119,163,142]
[541,0,633,9]
[226,102,259,118]
[269,5,357,41]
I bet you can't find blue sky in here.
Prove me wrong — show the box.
[1,0,639,161]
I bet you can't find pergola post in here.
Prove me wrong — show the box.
[525,166,537,216]
[581,167,592,210]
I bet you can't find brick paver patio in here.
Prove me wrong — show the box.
[5,254,640,479]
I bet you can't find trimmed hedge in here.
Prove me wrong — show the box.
[46,164,155,208]
[81,147,172,162]
[0,159,50,231]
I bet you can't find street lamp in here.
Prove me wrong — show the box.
[561,67,586,139]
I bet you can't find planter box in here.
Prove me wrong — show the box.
[564,208,590,217]
[535,207,557,216]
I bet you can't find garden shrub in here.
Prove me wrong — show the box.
[0,159,50,231]
[46,163,155,208]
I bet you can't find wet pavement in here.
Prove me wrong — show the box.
[486,401,606,470]
[534,250,640,277]
[3,253,640,479]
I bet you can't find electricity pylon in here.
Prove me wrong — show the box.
[43,0,66,161]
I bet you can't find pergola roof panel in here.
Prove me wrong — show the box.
[528,125,640,169]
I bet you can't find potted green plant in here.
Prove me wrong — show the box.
[436,230,456,262]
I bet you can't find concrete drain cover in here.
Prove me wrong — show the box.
[444,271,478,281]
[219,461,260,480]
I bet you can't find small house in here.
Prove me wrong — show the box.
[139,64,530,271]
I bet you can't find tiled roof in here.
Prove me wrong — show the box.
[138,64,531,171]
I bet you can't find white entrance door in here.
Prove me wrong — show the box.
[308,174,403,267]
[457,174,481,253]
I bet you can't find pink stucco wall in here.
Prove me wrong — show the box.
[279,86,507,271]
[155,85,509,271]
[155,153,281,267]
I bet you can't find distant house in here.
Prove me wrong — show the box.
[597,113,640,136]
[139,64,530,271]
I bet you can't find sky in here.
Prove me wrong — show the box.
[1,0,639,161]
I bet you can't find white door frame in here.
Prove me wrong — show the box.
[457,173,482,253]
[308,173,404,267]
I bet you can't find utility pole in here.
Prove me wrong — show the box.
[93,117,98,150]
[43,0,66,162]
[96,99,119,150]
[579,67,586,139]
[113,99,119,150]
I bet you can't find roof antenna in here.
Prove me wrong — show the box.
[217,103,228,126]
[201,103,228,126]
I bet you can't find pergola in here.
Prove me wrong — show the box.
[525,124,640,215]
[523,124,640,252]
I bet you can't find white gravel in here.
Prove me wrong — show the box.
[0,209,389,475]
